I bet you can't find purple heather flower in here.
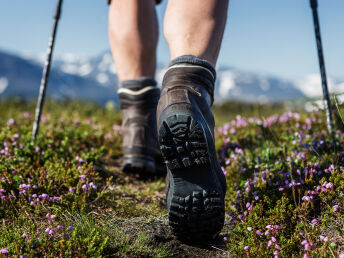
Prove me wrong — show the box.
[22,232,27,238]
[50,214,56,219]
[221,166,227,175]
[223,236,227,241]
[302,196,311,202]
[333,205,339,212]
[80,174,86,182]
[52,196,61,202]
[246,203,251,208]
[244,246,250,251]
[339,254,344,258]
[68,226,74,230]
[275,244,281,250]
[303,254,310,258]
[7,118,15,126]
[268,240,273,247]
[256,230,262,235]
[57,225,63,230]
[247,227,252,232]
[20,255,25,258]
[325,182,334,190]
[82,184,88,191]
[69,187,74,193]
[266,225,273,230]
[0,248,9,254]
[41,193,49,200]
[76,156,85,163]
[319,235,328,242]
[271,236,276,243]
[311,219,318,225]
[48,229,56,235]
[24,111,30,118]
[45,228,51,233]
[265,230,270,236]
[89,182,97,190]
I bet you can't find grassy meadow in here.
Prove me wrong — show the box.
[0,99,343,257]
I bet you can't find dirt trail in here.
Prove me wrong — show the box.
[96,156,232,257]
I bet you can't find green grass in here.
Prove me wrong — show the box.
[0,98,343,257]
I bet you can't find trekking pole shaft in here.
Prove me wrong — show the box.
[310,0,334,134]
[31,0,63,141]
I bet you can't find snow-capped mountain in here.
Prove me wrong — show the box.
[1,49,343,105]
[0,50,118,104]
[215,67,305,103]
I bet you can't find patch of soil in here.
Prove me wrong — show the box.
[98,156,233,257]
[96,155,166,185]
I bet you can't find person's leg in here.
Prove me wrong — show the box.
[108,0,162,174]
[157,0,229,241]
[108,0,158,81]
[164,0,228,65]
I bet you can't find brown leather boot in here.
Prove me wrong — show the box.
[157,56,226,242]
[118,78,162,174]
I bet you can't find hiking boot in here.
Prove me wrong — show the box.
[118,77,162,174]
[157,56,227,242]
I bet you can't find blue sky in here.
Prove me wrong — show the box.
[0,0,342,79]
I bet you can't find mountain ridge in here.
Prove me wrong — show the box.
[1,49,343,105]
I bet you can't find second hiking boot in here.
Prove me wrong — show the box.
[118,77,162,174]
[157,56,227,242]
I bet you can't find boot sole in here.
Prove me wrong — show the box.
[158,107,225,242]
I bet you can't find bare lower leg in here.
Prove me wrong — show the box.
[108,0,158,82]
[164,0,229,65]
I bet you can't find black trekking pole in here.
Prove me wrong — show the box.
[309,0,334,135]
[31,0,64,142]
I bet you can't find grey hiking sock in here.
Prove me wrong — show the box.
[119,77,157,91]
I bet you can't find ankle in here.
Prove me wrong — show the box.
[118,77,160,109]
[162,55,216,105]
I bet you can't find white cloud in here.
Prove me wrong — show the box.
[0,77,8,94]
[295,74,336,98]
[219,71,236,98]
[97,73,109,84]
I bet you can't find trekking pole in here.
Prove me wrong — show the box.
[31,0,64,142]
[309,0,334,135]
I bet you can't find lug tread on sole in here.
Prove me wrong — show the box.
[169,190,225,241]
[159,113,225,241]
[159,114,209,171]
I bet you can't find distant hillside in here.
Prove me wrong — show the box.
[0,50,117,105]
[0,49,343,105]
